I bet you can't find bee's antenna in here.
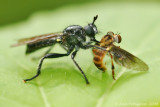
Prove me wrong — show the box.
[92,15,98,24]
[116,32,121,35]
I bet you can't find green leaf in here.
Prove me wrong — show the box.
[0,2,160,107]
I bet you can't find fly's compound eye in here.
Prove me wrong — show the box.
[114,34,121,43]
[84,24,98,36]
[84,25,91,35]
[91,24,98,34]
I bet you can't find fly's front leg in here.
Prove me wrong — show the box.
[24,52,70,82]
[71,50,90,84]
[109,53,115,80]
[82,44,106,51]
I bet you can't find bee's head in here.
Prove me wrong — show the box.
[84,15,98,42]
[113,32,121,43]
[106,32,122,43]
[100,32,122,47]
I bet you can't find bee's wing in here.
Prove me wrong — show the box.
[11,33,63,47]
[111,45,149,71]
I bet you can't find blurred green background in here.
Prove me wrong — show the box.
[0,0,96,26]
[0,0,160,107]
[0,0,159,26]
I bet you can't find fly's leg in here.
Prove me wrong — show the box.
[82,44,106,51]
[24,52,70,82]
[32,46,54,60]
[109,53,115,80]
[43,46,54,55]
[71,50,90,84]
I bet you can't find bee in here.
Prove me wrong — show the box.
[92,32,149,79]
[12,15,103,84]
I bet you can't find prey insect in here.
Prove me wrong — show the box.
[12,15,103,84]
[92,32,149,79]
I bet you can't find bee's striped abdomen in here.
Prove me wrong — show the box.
[92,49,107,71]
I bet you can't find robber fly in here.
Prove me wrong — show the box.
[92,32,149,79]
[12,15,104,84]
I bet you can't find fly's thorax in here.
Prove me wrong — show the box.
[62,25,87,51]
[63,25,86,43]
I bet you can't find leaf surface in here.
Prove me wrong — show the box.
[0,2,160,107]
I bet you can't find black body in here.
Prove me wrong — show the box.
[12,15,103,84]
[26,35,61,54]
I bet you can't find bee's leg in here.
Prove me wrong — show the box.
[109,53,116,80]
[71,50,90,84]
[24,52,70,82]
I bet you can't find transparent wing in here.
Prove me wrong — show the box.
[111,45,149,71]
[11,33,63,47]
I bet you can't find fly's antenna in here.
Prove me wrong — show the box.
[92,15,98,24]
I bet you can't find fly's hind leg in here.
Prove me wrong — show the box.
[24,52,71,82]
[43,46,54,55]
[109,53,116,80]
[32,46,54,60]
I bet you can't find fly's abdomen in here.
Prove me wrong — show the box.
[92,49,107,71]
[26,38,59,54]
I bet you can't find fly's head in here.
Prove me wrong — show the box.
[84,15,99,42]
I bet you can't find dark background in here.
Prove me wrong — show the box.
[0,0,159,27]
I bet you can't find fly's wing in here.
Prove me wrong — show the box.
[11,33,63,47]
[111,45,149,71]
[11,33,63,54]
